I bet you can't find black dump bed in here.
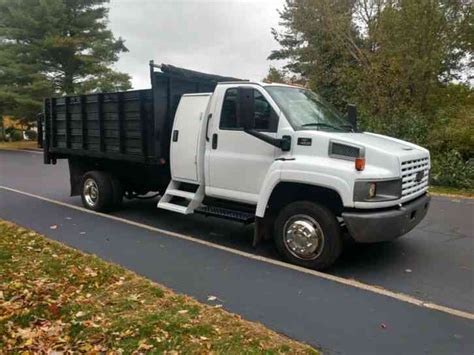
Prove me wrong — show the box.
[41,62,241,166]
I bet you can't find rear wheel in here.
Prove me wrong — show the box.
[274,201,342,270]
[81,171,116,212]
[109,175,124,210]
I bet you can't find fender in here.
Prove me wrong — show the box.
[256,167,353,217]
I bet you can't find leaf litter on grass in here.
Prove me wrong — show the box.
[0,220,318,354]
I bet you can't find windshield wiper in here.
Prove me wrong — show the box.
[301,122,343,131]
[338,124,355,132]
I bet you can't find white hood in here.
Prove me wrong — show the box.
[326,132,429,160]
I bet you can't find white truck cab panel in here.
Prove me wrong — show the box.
[170,93,212,183]
[204,84,281,204]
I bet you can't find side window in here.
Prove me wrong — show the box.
[220,88,278,132]
[220,88,238,129]
[254,90,273,131]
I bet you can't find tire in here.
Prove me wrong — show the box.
[273,201,342,270]
[81,171,115,212]
[109,175,123,210]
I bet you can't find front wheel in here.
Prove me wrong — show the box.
[274,201,342,270]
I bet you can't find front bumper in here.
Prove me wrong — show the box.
[342,193,431,243]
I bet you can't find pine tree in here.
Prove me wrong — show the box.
[0,0,131,111]
[0,41,52,138]
[263,67,288,84]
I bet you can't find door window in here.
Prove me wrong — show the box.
[220,88,239,129]
[220,88,277,132]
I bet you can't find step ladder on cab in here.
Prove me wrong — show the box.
[157,93,255,224]
[157,93,210,215]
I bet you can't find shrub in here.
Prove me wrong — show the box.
[25,129,37,140]
[430,150,474,189]
[9,129,23,142]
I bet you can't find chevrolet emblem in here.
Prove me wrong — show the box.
[415,171,424,182]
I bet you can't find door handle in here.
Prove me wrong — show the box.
[172,130,179,142]
[212,133,218,149]
[205,113,212,142]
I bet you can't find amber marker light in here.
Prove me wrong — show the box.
[355,157,365,171]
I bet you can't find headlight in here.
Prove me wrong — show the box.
[354,179,402,202]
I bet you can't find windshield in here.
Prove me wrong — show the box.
[265,86,352,132]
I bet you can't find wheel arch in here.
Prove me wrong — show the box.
[257,181,346,218]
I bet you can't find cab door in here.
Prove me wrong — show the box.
[170,94,211,183]
[205,86,279,204]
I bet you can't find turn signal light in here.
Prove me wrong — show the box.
[355,157,365,171]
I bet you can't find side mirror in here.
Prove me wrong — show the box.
[237,87,255,130]
[347,104,357,130]
[236,86,291,152]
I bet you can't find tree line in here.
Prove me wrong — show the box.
[266,0,473,189]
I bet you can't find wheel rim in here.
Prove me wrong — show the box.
[83,178,99,207]
[283,214,325,260]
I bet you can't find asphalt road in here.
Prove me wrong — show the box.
[1,149,473,354]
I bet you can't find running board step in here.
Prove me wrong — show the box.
[195,206,255,223]
[158,202,190,214]
[166,189,196,200]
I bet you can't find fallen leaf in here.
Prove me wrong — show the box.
[76,311,85,318]
[138,340,154,350]
[22,338,34,346]
[178,310,188,314]
[79,344,93,352]
[48,303,60,317]
[127,294,140,302]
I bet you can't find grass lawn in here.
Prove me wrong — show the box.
[429,186,473,198]
[0,220,317,354]
[0,140,40,150]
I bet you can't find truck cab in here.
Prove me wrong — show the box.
[159,81,431,269]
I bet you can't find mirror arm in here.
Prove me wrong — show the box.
[347,104,358,131]
[244,129,291,151]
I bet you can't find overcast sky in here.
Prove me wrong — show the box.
[108,0,286,89]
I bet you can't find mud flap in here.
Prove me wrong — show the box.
[253,217,265,248]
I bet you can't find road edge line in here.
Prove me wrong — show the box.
[0,148,43,155]
[1,185,473,321]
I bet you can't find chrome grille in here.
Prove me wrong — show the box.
[401,157,429,198]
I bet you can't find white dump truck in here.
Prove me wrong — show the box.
[41,62,431,269]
